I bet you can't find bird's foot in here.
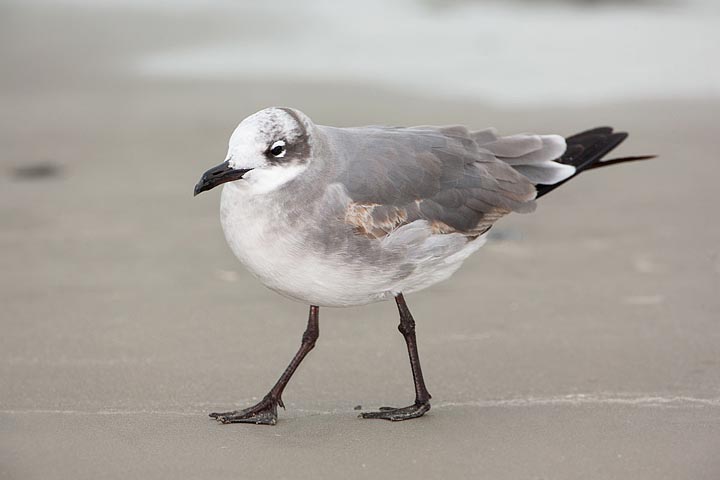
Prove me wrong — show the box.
[209,395,280,425]
[359,400,430,421]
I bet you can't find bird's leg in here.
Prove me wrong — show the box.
[361,293,431,421]
[210,305,319,425]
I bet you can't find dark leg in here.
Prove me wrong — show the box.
[361,293,431,421]
[210,305,319,425]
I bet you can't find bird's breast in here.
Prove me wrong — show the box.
[218,183,395,306]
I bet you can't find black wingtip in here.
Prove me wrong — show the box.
[536,127,654,198]
[564,126,614,143]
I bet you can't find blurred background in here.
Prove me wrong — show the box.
[1,0,719,479]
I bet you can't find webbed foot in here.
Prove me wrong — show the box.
[359,401,430,421]
[210,396,280,425]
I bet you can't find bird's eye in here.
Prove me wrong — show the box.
[269,140,286,158]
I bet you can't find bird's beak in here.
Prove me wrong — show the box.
[194,161,252,196]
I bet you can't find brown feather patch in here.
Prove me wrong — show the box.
[430,220,458,235]
[345,202,408,239]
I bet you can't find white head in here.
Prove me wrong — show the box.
[194,107,314,196]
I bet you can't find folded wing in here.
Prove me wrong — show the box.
[331,124,572,239]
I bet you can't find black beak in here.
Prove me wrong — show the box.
[194,161,252,196]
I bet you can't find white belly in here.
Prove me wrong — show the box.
[219,183,486,307]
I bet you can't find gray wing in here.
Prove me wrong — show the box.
[326,124,569,239]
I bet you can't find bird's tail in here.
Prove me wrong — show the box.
[535,127,656,198]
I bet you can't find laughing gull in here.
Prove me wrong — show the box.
[194,107,653,424]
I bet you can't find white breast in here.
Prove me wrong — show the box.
[220,182,395,306]
[219,182,488,307]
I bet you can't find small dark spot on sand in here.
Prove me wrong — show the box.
[11,162,62,180]
[353,405,362,410]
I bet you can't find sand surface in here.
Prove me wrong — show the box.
[1,3,719,479]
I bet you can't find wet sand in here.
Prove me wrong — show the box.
[1,3,719,479]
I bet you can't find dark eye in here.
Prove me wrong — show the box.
[269,140,286,158]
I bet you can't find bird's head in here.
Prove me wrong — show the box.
[194,107,314,196]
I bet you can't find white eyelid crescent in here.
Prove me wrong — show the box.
[271,140,286,158]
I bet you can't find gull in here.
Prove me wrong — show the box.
[194,107,653,424]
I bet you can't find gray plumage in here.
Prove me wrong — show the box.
[324,124,567,239]
[200,107,589,307]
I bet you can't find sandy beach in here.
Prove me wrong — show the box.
[1,2,719,479]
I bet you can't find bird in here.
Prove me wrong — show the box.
[194,107,653,425]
